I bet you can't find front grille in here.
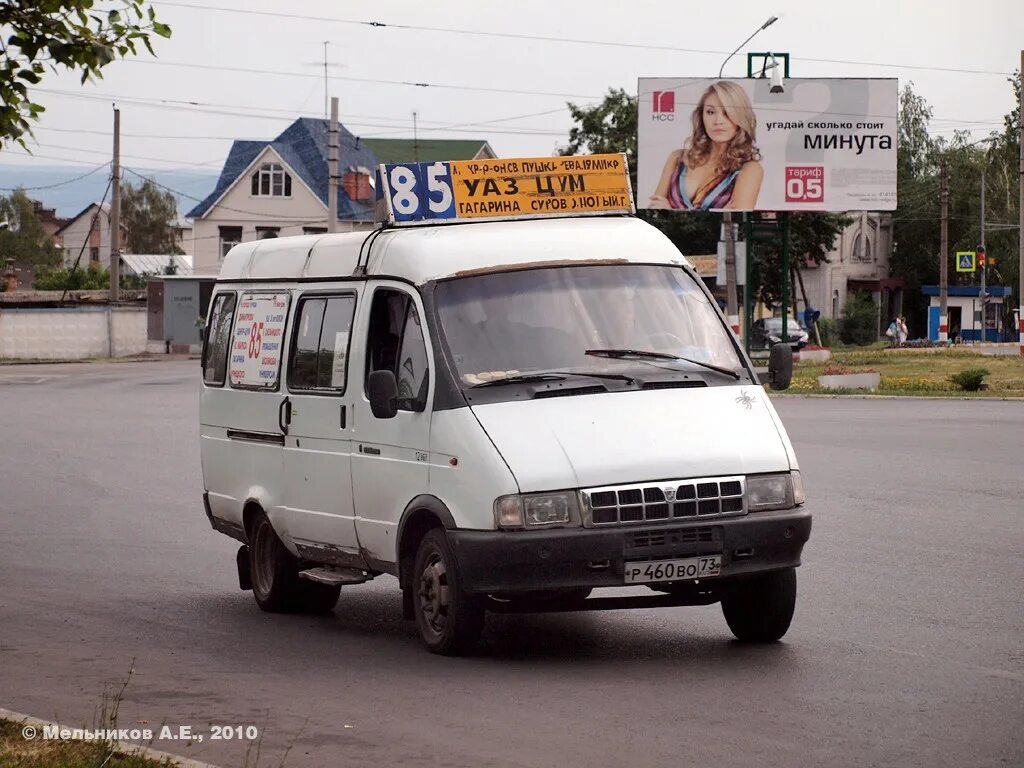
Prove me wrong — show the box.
[582,476,746,527]
[630,527,715,550]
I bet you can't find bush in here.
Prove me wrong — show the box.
[34,263,110,290]
[840,292,879,346]
[949,367,989,391]
[816,317,838,348]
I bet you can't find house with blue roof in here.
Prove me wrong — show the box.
[187,117,494,273]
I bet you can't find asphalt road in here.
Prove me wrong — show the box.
[1,361,1022,768]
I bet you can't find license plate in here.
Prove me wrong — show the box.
[623,555,721,584]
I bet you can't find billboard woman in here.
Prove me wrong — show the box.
[647,81,763,210]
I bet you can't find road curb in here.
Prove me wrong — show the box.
[0,355,200,366]
[0,707,220,768]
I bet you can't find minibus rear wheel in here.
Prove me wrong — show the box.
[250,511,340,614]
[720,568,796,643]
[412,529,484,655]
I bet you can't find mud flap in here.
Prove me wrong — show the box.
[237,545,252,591]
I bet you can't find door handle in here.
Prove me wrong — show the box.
[340,404,346,429]
[278,397,291,435]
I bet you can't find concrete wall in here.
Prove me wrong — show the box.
[0,307,147,359]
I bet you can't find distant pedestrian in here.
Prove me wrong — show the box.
[886,318,898,347]
[898,316,908,346]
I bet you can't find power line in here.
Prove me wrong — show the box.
[0,161,110,191]
[156,1,1015,77]
[118,58,603,99]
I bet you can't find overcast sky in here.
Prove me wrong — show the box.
[1,0,1021,197]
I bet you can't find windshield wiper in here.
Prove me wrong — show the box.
[585,348,741,380]
[469,370,634,389]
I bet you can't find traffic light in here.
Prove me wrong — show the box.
[977,245,986,266]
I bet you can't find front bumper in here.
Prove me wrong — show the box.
[448,507,811,595]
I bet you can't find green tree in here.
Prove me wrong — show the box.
[560,88,720,255]
[121,177,182,254]
[561,89,850,306]
[0,1,171,147]
[891,78,1021,336]
[0,188,61,267]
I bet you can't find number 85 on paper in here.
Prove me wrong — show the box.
[385,162,456,222]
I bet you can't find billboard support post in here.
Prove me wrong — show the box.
[781,213,790,344]
[744,214,753,354]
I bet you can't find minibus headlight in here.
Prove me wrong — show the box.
[494,492,580,529]
[745,473,795,511]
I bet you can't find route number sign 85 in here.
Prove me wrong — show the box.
[386,162,456,222]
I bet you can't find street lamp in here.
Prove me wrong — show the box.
[718,16,778,78]
[717,15,779,341]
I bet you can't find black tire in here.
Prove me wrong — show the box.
[249,511,340,614]
[412,529,484,655]
[721,568,796,643]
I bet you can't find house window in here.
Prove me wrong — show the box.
[219,226,242,259]
[302,226,328,236]
[256,226,280,240]
[90,247,100,263]
[250,163,292,197]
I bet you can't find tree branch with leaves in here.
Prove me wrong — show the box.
[0,0,171,147]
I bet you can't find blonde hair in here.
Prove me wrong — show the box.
[683,81,760,174]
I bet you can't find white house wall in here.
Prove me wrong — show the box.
[60,208,112,269]
[799,213,894,320]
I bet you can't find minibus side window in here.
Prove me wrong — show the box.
[288,295,356,393]
[366,289,429,412]
[203,292,237,386]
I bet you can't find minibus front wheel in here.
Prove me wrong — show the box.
[412,529,485,655]
[720,568,796,643]
[249,511,340,614]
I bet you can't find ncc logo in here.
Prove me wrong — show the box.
[652,91,675,121]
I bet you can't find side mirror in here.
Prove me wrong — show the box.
[767,342,793,391]
[368,370,399,419]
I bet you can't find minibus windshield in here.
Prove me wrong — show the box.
[434,264,743,386]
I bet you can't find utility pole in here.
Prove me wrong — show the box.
[109,106,120,302]
[328,96,339,233]
[939,159,948,343]
[723,212,739,335]
[979,166,986,344]
[1019,49,1023,356]
[323,42,329,120]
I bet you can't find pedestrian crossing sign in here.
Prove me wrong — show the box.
[956,251,976,273]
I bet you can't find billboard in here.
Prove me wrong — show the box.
[637,78,897,212]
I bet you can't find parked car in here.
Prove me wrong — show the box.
[752,317,809,350]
